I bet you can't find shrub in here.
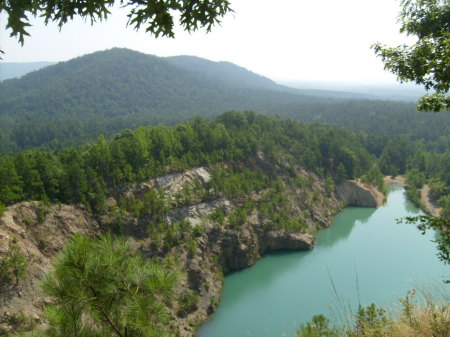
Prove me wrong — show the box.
[0,244,28,286]
[41,234,180,337]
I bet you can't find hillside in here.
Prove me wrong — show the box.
[166,55,280,90]
[0,112,385,336]
[167,56,381,100]
[1,48,448,157]
[271,100,450,142]
[0,48,327,154]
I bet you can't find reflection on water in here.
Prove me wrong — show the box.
[403,190,421,215]
[197,186,448,337]
[318,206,376,248]
[223,250,313,300]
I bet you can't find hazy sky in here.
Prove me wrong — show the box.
[0,0,414,84]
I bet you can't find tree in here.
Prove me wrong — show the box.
[373,0,450,112]
[1,0,232,47]
[0,244,28,286]
[42,234,179,337]
[374,0,449,282]
[0,157,23,204]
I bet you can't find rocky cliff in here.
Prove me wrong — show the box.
[0,202,99,334]
[336,180,385,207]
[0,161,384,336]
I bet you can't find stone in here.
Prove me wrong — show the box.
[336,180,385,207]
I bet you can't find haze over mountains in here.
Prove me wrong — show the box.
[0,48,448,155]
[1,49,422,101]
[0,61,55,81]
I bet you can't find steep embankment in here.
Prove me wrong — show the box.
[0,158,383,336]
[384,176,442,216]
[384,175,406,187]
[336,180,385,207]
[0,202,99,333]
[421,185,442,217]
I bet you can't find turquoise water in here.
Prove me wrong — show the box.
[197,186,449,337]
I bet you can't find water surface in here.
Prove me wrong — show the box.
[197,186,448,337]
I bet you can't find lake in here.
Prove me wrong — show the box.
[197,186,448,337]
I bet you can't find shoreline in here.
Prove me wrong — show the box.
[384,175,406,187]
[384,175,441,217]
[420,185,442,217]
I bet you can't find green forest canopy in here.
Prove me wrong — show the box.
[0,111,380,212]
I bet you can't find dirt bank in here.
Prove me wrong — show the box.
[420,185,442,217]
[384,176,442,216]
[384,175,406,187]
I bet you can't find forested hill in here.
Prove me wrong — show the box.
[0,48,333,154]
[1,48,448,156]
[165,56,375,100]
[271,100,450,143]
[0,111,382,212]
[166,55,280,90]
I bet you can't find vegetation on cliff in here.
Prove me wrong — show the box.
[0,111,380,214]
[0,111,384,336]
[42,234,179,337]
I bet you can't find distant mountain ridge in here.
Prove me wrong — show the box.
[0,54,377,99]
[0,48,331,153]
[1,48,446,155]
[1,48,327,120]
[166,55,280,90]
[0,61,55,81]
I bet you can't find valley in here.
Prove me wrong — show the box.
[0,48,448,337]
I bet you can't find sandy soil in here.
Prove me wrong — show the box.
[384,176,442,216]
[384,175,406,187]
[420,185,442,217]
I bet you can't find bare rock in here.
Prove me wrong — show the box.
[156,167,211,194]
[336,180,385,207]
[260,231,314,253]
[166,198,232,227]
[0,201,99,333]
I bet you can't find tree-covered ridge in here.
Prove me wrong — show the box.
[3,48,448,155]
[271,100,450,142]
[0,111,380,213]
[166,55,280,90]
[270,100,449,214]
[0,48,331,154]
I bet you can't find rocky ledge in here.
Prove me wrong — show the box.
[336,180,385,207]
[0,165,385,336]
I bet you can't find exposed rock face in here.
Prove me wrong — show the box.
[260,231,314,253]
[168,225,316,335]
[166,198,233,226]
[0,202,99,335]
[209,227,260,272]
[156,167,211,196]
[204,227,312,273]
[336,180,385,207]
[0,164,384,337]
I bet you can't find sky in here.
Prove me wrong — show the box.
[0,0,415,85]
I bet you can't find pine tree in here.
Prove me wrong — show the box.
[42,234,179,337]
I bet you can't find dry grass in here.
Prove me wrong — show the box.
[297,288,450,337]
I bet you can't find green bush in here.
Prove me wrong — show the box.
[41,234,179,337]
[0,244,28,286]
[177,291,199,317]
